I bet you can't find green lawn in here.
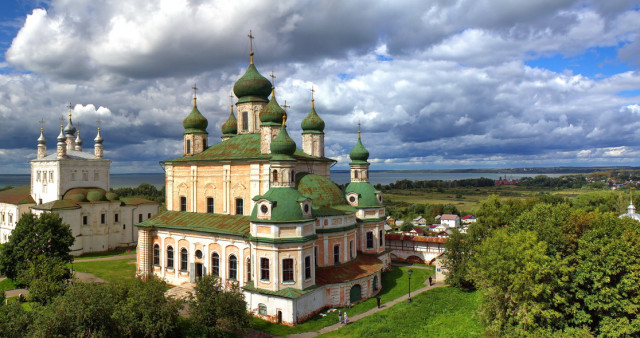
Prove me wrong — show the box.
[70,257,137,283]
[0,278,20,291]
[320,287,483,338]
[73,246,136,260]
[250,265,433,336]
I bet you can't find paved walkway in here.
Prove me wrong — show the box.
[288,281,446,338]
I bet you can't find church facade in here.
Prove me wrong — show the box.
[136,49,390,325]
[0,113,159,255]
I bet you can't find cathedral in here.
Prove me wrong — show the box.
[136,44,390,325]
[0,111,159,254]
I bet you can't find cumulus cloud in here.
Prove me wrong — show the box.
[0,0,639,173]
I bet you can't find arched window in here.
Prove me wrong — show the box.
[211,252,219,276]
[366,231,374,249]
[379,230,384,247]
[186,139,191,153]
[272,170,278,183]
[242,111,249,130]
[334,245,340,265]
[167,246,174,268]
[235,198,244,215]
[153,244,160,266]
[229,255,238,280]
[180,248,188,271]
[354,170,359,179]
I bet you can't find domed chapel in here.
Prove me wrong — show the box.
[136,35,390,325]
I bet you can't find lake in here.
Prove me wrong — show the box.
[0,171,565,189]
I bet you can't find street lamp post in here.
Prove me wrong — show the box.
[408,269,413,303]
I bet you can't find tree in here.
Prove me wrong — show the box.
[31,283,117,337]
[112,277,181,337]
[189,274,250,337]
[400,220,414,232]
[19,255,69,305]
[0,301,31,338]
[442,229,475,289]
[0,213,74,282]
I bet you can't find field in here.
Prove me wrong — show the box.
[320,287,482,337]
[384,185,598,212]
[250,265,433,336]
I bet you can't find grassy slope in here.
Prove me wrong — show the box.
[70,257,137,283]
[320,287,482,338]
[250,265,433,336]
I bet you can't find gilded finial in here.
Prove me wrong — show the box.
[39,118,45,133]
[67,102,73,120]
[282,100,290,111]
[192,83,198,107]
[96,118,102,132]
[248,30,255,64]
[59,115,65,128]
[310,86,315,107]
[358,121,361,139]
[282,113,287,126]
[229,93,234,111]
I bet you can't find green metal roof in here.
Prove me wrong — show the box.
[32,199,81,211]
[301,101,325,133]
[260,93,285,124]
[270,124,296,161]
[295,173,356,217]
[349,135,369,164]
[120,197,158,206]
[251,187,312,223]
[221,109,238,135]
[345,182,382,208]
[233,63,272,104]
[163,133,334,164]
[137,210,250,236]
[242,281,318,299]
[183,105,208,134]
[0,186,35,205]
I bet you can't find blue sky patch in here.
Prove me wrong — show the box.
[525,46,634,79]
[376,54,393,62]
[617,89,640,98]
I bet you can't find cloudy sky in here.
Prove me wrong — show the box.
[0,0,639,173]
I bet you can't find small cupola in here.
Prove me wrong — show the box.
[349,129,370,164]
[260,88,286,125]
[301,99,325,133]
[56,125,67,159]
[221,102,238,140]
[183,85,209,156]
[270,120,296,161]
[37,125,47,159]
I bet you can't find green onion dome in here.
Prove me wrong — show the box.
[233,63,272,103]
[183,104,208,134]
[349,132,369,164]
[221,107,238,136]
[301,100,325,133]
[260,90,285,125]
[270,124,296,160]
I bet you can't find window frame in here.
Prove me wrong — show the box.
[153,244,160,266]
[334,244,340,265]
[228,255,238,280]
[180,248,188,271]
[207,197,214,213]
[282,258,294,283]
[366,231,374,249]
[304,256,311,280]
[260,257,270,281]
[180,196,187,212]
[211,252,220,276]
[167,246,174,269]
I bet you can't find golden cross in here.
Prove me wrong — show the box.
[358,121,361,138]
[96,119,102,129]
[229,93,234,107]
[269,71,276,87]
[59,116,64,128]
[39,118,45,131]
[310,86,315,101]
[67,102,73,119]
[192,83,198,107]
[282,100,290,110]
[248,30,255,64]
